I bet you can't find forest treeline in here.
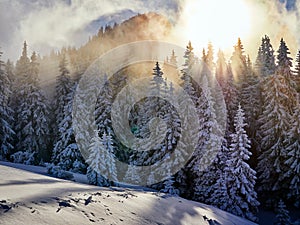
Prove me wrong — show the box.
[0,13,299,223]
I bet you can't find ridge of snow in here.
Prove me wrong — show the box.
[0,162,257,225]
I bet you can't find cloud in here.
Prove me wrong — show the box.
[243,0,300,59]
[171,0,300,62]
[0,0,299,62]
[0,0,142,60]
[0,0,182,61]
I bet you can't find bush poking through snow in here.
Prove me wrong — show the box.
[11,151,36,165]
[46,163,74,181]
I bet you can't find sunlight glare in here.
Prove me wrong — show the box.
[181,0,252,52]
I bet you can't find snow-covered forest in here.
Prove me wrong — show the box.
[1,13,300,224]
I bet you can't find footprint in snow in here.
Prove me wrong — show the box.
[56,201,73,213]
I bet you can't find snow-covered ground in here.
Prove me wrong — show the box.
[0,162,258,225]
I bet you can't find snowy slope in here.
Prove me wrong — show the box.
[0,164,258,225]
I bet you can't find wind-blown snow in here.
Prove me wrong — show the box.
[0,163,257,225]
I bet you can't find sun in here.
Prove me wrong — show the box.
[178,0,252,53]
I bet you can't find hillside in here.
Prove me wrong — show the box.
[0,163,257,225]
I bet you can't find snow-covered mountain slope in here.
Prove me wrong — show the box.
[0,163,258,225]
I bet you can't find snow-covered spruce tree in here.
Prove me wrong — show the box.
[220,64,238,135]
[192,75,226,203]
[261,35,276,76]
[231,39,259,136]
[239,56,262,161]
[209,172,231,212]
[258,70,292,195]
[223,104,259,222]
[87,131,117,186]
[169,49,177,66]
[176,42,200,195]
[5,60,14,85]
[277,38,297,94]
[162,171,179,195]
[294,50,300,93]
[230,38,252,130]
[95,74,113,135]
[295,50,300,77]
[255,35,276,77]
[103,131,117,183]
[0,50,15,160]
[180,41,198,103]
[53,84,86,173]
[132,62,166,168]
[215,51,238,138]
[124,155,142,185]
[14,42,30,98]
[86,131,110,187]
[202,42,215,72]
[230,38,247,90]
[134,62,180,177]
[254,46,263,76]
[14,50,50,163]
[215,49,227,88]
[283,101,300,205]
[163,50,178,83]
[240,56,261,122]
[257,38,297,197]
[148,61,164,116]
[53,53,73,140]
[274,199,292,225]
[12,42,30,130]
[160,81,181,195]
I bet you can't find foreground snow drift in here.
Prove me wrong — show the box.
[0,164,257,225]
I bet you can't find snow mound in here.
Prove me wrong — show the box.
[0,163,257,225]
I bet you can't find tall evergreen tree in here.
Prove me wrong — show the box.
[169,49,177,66]
[202,42,215,71]
[222,64,238,135]
[192,75,225,202]
[103,131,117,182]
[215,51,238,157]
[254,46,263,76]
[5,60,14,91]
[258,73,292,196]
[201,48,207,64]
[255,35,276,77]
[180,41,197,103]
[95,74,112,135]
[150,61,164,97]
[283,101,300,205]
[14,50,50,162]
[53,53,73,139]
[87,131,117,185]
[124,157,142,185]
[13,42,30,117]
[274,199,292,225]
[205,42,215,71]
[230,38,247,88]
[0,50,15,160]
[209,172,231,211]
[215,49,227,87]
[294,50,300,92]
[257,39,297,198]
[223,104,259,222]
[86,131,110,187]
[240,56,262,161]
[176,42,201,195]
[160,81,181,195]
[53,83,86,173]
[134,62,164,157]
